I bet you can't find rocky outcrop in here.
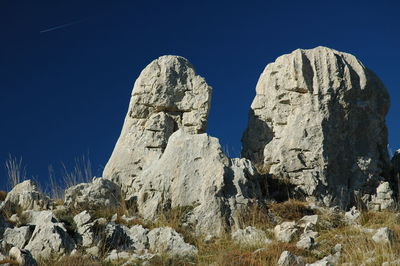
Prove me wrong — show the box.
[103,55,212,196]
[242,46,391,208]
[135,129,263,235]
[24,211,76,259]
[392,149,400,178]
[2,180,51,212]
[64,178,122,210]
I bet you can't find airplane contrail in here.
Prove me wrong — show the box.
[40,19,86,34]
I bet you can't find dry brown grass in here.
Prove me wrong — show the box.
[269,199,314,221]
[37,254,105,266]
[0,191,7,201]
[0,259,19,266]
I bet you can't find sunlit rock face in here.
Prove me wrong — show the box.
[242,46,391,208]
[103,55,212,196]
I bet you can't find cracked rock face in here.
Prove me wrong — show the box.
[242,46,391,208]
[136,129,263,235]
[103,55,212,195]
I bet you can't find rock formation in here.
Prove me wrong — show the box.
[103,55,212,196]
[136,129,263,235]
[103,55,263,235]
[242,46,391,208]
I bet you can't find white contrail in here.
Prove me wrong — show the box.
[40,19,85,34]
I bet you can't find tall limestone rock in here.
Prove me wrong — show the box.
[103,56,212,195]
[242,46,391,208]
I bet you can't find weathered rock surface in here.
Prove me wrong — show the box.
[3,226,34,249]
[242,46,391,208]
[2,180,51,212]
[64,178,122,210]
[277,250,305,266]
[372,227,395,244]
[135,129,263,235]
[147,227,197,257]
[103,56,212,196]
[24,211,76,259]
[274,221,299,242]
[368,182,395,211]
[9,247,37,266]
[231,226,272,245]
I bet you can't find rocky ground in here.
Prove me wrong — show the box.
[1,181,400,265]
[1,46,400,265]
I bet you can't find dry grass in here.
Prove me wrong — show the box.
[37,254,112,266]
[0,191,7,201]
[269,199,314,221]
[5,154,26,189]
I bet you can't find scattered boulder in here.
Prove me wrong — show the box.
[24,211,76,260]
[136,130,263,235]
[277,251,305,266]
[231,226,272,245]
[2,180,51,213]
[274,221,299,242]
[9,247,37,266]
[372,227,395,244]
[73,210,92,228]
[122,224,149,252]
[64,178,122,210]
[368,182,396,211]
[103,55,212,196]
[296,236,315,250]
[3,226,34,249]
[297,215,319,230]
[147,227,197,257]
[242,46,391,208]
[344,206,361,224]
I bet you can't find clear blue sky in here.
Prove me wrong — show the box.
[0,0,399,191]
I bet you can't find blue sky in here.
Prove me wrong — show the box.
[0,0,399,191]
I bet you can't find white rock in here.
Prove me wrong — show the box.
[73,210,92,227]
[147,227,197,257]
[3,226,34,249]
[344,206,360,224]
[3,180,51,212]
[22,210,57,225]
[24,216,76,259]
[274,221,299,242]
[277,251,305,266]
[64,178,122,210]
[136,130,263,235]
[242,46,391,208]
[296,236,314,250]
[298,215,319,229]
[9,247,37,266]
[103,55,212,196]
[105,249,131,262]
[368,182,395,211]
[124,224,149,252]
[231,226,272,246]
[372,227,395,244]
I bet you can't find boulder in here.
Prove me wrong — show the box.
[9,247,37,266]
[242,46,391,208]
[135,129,263,235]
[2,180,51,213]
[297,215,319,230]
[344,206,361,224]
[73,210,92,228]
[372,227,395,244]
[277,251,305,266]
[147,227,197,257]
[368,182,395,211]
[122,224,149,252]
[64,178,122,210]
[231,226,272,246]
[103,55,212,196]
[24,211,76,260]
[296,236,315,250]
[3,226,34,249]
[274,221,299,242]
